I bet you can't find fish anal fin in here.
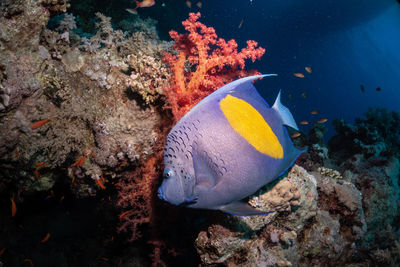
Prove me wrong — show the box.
[220,201,274,216]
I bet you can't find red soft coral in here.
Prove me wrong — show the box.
[163,12,265,121]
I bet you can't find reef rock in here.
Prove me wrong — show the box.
[195,165,367,266]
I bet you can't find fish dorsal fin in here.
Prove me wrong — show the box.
[211,74,277,99]
[219,201,274,216]
[272,91,299,131]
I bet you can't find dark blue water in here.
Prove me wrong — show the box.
[153,0,400,138]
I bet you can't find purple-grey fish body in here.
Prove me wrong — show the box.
[158,75,303,216]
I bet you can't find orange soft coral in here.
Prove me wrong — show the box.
[163,12,265,121]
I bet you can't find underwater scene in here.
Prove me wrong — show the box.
[1,0,400,266]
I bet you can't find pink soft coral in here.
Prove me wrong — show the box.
[163,12,265,121]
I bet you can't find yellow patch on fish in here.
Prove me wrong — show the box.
[219,94,283,159]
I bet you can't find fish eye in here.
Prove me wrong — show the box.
[164,169,173,178]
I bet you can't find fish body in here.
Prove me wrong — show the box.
[291,132,301,138]
[136,0,155,8]
[238,16,246,29]
[10,196,16,217]
[158,75,304,216]
[31,119,51,130]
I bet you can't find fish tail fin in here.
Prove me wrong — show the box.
[272,91,299,131]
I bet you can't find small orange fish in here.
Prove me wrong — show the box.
[10,196,17,217]
[293,73,305,78]
[31,119,51,130]
[0,247,6,256]
[317,118,328,124]
[72,155,87,167]
[119,210,130,219]
[41,233,51,243]
[135,0,155,8]
[305,66,312,74]
[36,161,45,168]
[24,258,34,267]
[311,110,319,115]
[120,162,127,167]
[300,121,309,125]
[291,132,301,138]
[100,257,109,261]
[96,178,106,190]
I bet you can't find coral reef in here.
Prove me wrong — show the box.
[329,108,400,161]
[163,12,265,121]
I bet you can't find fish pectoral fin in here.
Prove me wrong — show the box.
[193,151,219,189]
[219,201,275,216]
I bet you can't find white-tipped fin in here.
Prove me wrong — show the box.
[272,91,299,131]
[220,201,275,216]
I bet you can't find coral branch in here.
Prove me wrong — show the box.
[163,12,265,121]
